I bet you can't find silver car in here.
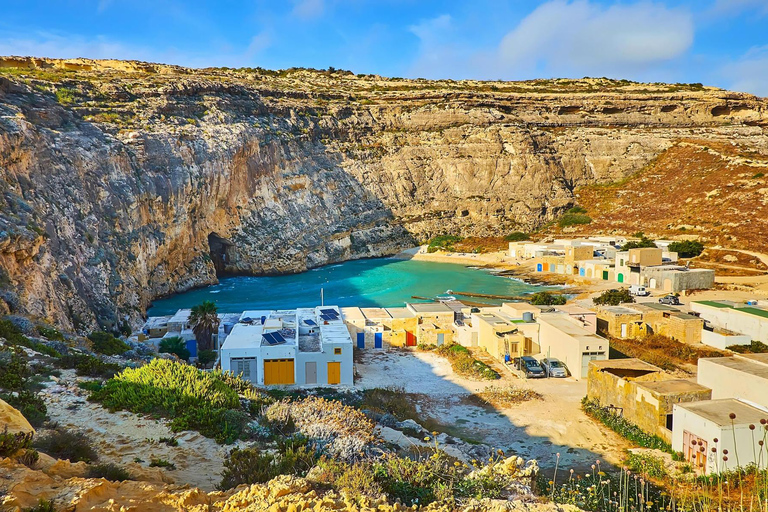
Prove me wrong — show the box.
[540,358,569,378]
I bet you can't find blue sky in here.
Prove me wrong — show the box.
[1,0,767,96]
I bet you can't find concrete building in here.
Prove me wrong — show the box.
[406,302,454,330]
[691,300,768,343]
[697,353,768,406]
[640,266,715,293]
[220,306,353,387]
[701,328,752,350]
[672,399,768,474]
[387,307,418,347]
[556,304,598,333]
[596,305,646,339]
[473,310,531,363]
[588,359,712,442]
[140,316,171,340]
[628,303,704,344]
[538,312,609,380]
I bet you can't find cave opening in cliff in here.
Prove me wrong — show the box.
[208,233,236,276]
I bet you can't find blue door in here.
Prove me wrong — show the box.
[437,333,445,346]
[374,332,383,349]
[536,263,543,272]
[186,339,198,358]
[580,268,586,277]
[357,332,365,349]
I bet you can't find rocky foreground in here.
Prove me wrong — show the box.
[0,56,766,331]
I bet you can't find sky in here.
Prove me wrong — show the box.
[0,0,767,96]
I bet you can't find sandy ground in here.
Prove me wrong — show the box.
[355,349,630,472]
[397,246,511,267]
[40,370,238,491]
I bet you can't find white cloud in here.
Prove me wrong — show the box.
[710,0,768,16]
[408,0,694,80]
[721,45,768,97]
[245,32,272,59]
[292,0,324,20]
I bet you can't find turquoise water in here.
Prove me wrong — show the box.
[148,257,546,315]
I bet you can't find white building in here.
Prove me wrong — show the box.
[691,300,768,344]
[220,306,353,387]
[537,312,609,380]
[672,353,768,474]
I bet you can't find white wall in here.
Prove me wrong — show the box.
[698,359,768,408]
[673,406,763,474]
[701,330,752,350]
[691,304,768,343]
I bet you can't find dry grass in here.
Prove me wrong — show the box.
[476,385,543,408]
[609,334,726,373]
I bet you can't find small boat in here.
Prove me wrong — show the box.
[436,294,456,302]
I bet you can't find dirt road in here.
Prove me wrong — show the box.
[355,349,630,472]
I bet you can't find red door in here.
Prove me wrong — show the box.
[406,331,416,346]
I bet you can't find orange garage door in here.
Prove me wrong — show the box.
[264,359,295,385]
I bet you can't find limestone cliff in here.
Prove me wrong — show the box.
[0,57,766,330]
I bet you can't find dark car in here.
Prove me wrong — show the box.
[659,295,681,305]
[540,358,569,378]
[513,356,546,378]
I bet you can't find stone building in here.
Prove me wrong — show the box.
[587,359,712,442]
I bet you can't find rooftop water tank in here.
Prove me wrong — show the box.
[522,312,534,322]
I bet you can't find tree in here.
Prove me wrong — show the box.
[622,236,656,250]
[158,336,190,361]
[190,301,220,352]
[528,291,567,306]
[667,240,704,258]
[593,289,634,306]
[87,331,129,356]
[504,232,530,242]
[197,349,217,367]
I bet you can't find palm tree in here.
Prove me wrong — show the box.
[189,300,220,352]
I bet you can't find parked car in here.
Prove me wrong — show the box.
[659,295,681,305]
[513,356,546,378]
[629,285,650,297]
[540,358,569,378]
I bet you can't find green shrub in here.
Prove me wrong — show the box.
[33,428,98,463]
[149,457,176,470]
[158,436,178,446]
[593,288,634,306]
[55,87,77,104]
[89,359,250,444]
[37,326,64,341]
[57,354,120,378]
[626,452,668,479]
[18,448,39,468]
[219,437,318,490]
[77,380,104,392]
[88,331,129,356]
[86,463,133,481]
[219,447,278,488]
[158,336,190,361]
[667,240,704,258]
[558,213,592,227]
[0,429,34,457]
[24,499,56,512]
[0,349,32,390]
[504,232,530,242]
[728,340,768,353]
[528,291,567,305]
[197,349,217,366]
[0,320,61,357]
[622,236,657,250]
[1,390,47,427]
[426,235,462,253]
[435,343,500,380]
[582,397,672,452]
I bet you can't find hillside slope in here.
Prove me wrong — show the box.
[0,57,766,330]
[571,139,768,251]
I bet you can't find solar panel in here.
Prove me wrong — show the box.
[320,314,337,321]
[304,319,317,326]
[320,309,338,316]
[262,332,286,345]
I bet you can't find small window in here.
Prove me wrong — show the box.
[334,348,342,355]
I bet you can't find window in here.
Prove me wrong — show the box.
[334,347,342,355]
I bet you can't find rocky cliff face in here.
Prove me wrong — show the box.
[0,57,766,330]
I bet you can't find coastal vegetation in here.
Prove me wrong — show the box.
[190,301,220,351]
[558,206,592,228]
[621,235,657,250]
[87,331,130,356]
[158,336,190,361]
[669,240,705,258]
[593,288,634,306]
[426,235,462,253]
[420,343,500,381]
[528,291,567,306]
